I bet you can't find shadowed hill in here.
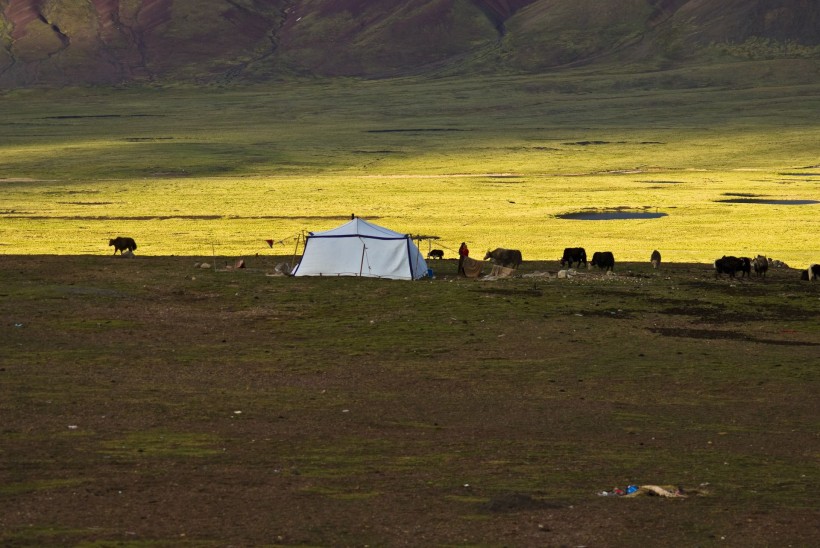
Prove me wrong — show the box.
[470,0,538,33]
[0,0,818,87]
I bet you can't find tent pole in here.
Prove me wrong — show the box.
[291,232,302,272]
[359,244,367,277]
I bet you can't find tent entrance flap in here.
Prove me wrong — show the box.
[359,240,367,276]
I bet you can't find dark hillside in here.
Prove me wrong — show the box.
[0,0,818,87]
[0,0,290,85]
[269,0,497,77]
[673,0,820,44]
[490,0,820,71]
[470,0,538,33]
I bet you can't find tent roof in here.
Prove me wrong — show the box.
[309,218,408,240]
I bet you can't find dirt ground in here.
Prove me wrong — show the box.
[1,255,818,546]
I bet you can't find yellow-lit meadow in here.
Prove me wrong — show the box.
[1,71,819,264]
[5,170,818,264]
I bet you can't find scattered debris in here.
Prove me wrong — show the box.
[522,271,553,278]
[557,268,580,279]
[598,484,708,498]
[480,264,518,280]
[267,262,292,277]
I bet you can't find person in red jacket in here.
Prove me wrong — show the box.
[458,242,469,276]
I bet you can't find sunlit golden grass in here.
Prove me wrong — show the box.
[1,73,818,264]
[4,170,817,264]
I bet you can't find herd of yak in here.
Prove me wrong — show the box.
[109,234,819,281]
[477,246,648,274]
[427,246,820,281]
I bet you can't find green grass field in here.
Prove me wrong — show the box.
[1,60,819,545]
[0,255,818,545]
[1,62,819,264]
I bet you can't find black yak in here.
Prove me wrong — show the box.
[753,255,768,277]
[714,256,744,278]
[591,251,615,272]
[650,250,661,269]
[484,248,523,269]
[739,257,752,278]
[109,236,137,255]
[560,247,587,268]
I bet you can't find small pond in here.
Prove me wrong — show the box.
[557,211,668,220]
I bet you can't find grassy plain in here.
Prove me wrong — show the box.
[1,59,819,545]
[1,60,819,264]
[0,255,818,546]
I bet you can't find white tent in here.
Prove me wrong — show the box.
[292,218,429,280]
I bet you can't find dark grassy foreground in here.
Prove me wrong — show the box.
[0,255,818,546]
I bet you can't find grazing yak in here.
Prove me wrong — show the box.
[650,250,661,269]
[427,249,444,260]
[109,236,137,255]
[484,248,523,269]
[805,264,820,281]
[560,247,587,268]
[590,251,615,272]
[738,257,752,278]
[714,255,745,278]
[753,255,768,277]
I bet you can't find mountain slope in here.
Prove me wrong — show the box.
[0,0,818,87]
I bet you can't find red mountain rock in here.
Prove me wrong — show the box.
[0,0,817,86]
